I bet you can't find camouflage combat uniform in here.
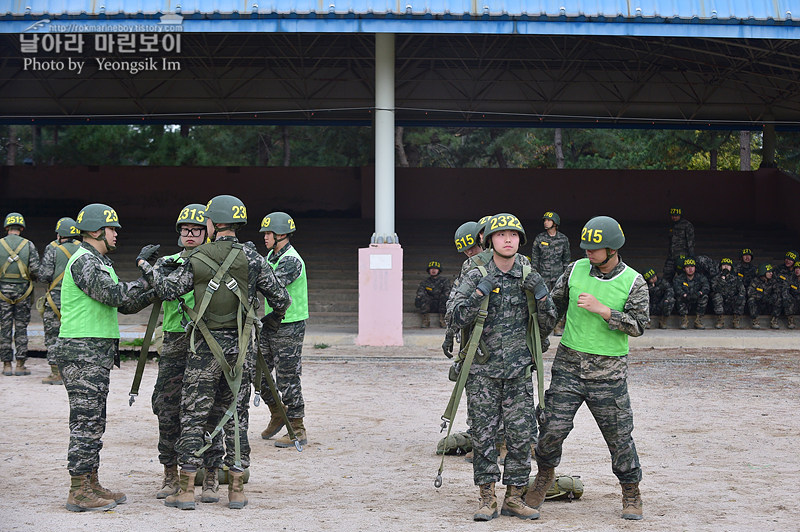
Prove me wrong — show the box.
[747,276,782,319]
[56,242,154,476]
[646,276,675,317]
[535,257,648,485]
[784,271,800,316]
[259,242,308,419]
[530,230,571,290]
[38,238,81,364]
[672,272,709,316]
[143,237,290,470]
[663,218,694,282]
[711,270,746,315]
[695,255,719,281]
[415,273,451,316]
[0,234,39,364]
[735,260,757,290]
[451,254,556,487]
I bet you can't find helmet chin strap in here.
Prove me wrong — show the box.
[88,229,115,253]
[597,248,616,266]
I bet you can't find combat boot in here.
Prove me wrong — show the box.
[164,468,196,510]
[275,418,307,447]
[752,317,761,329]
[156,464,179,499]
[694,315,706,329]
[261,402,285,440]
[732,315,742,329]
[228,469,248,509]
[524,465,555,509]
[201,467,220,503]
[473,482,498,521]
[89,470,126,504]
[463,450,474,463]
[66,473,117,512]
[502,485,540,520]
[2,361,11,375]
[770,316,780,329]
[715,315,725,329]
[14,359,30,376]
[420,313,430,328]
[42,364,63,385]
[621,482,643,520]
[788,315,796,329]
[679,315,689,330]
[658,315,668,329]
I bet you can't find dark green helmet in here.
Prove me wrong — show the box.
[757,263,773,276]
[454,221,480,252]
[542,211,561,226]
[670,206,682,216]
[579,216,625,250]
[720,257,734,267]
[3,212,26,229]
[175,204,206,232]
[482,213,527,247]
[55,217,79,238]
[642,268,656,281]
[427,260,442,272]
[204,195,247,226]
[683,257,697,267]
[75,203,121,231]
[785,250,798,263]
[741,248,753,257]
[260,211,296,234]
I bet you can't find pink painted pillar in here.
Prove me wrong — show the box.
[357,243,403,346]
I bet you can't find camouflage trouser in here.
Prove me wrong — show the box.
[676,294,708,316]
[748,297,780,318]
[535,369,642,484]
[787,292,800,315]
[259,320,306,418]
[42,290,61,365]
[663,256,681,283]
[175,329,252,470]
[466,373,535,487]
[415,293,446,315]
[712,292,745,315]
[0,281,32,362]
[152,331,223,467]
[58,357,112,476]
[649,295,675,317]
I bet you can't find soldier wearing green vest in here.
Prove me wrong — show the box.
[528,215,648,521]
[0,212,39,376]
[57,203,156,512]
[257,211,310,447]
[151,204,224,503]
[140,194,290,511]
[38,217,81,385]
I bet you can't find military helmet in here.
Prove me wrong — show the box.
[260,211,296,234]
[579,216,625,250]
[741,248,753,257]
[454,221,480,253]
[3,212,25,229]
[757,263,773,276]
[482,213,527,247]
[477,214,493,237]
[785,250,798,262]
[642,268,656,281]
[669,206,682,216]
[175,204,206,233]
[427,260,442,272]
[204,195,247,226]
[683,257,697,267]
[720,257,734,267]
[55,217,79,238]
[75,203,121,231]
[542,211,561,226]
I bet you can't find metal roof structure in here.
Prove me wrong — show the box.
[1,1,800,128]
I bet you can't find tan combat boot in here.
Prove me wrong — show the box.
[14,359,30,376]
[260,403,285,440]
[658,315,668,329]
[275,418,307,447]
[2,361,11,376]
[679,315,689,329]
[715,315,725,329]
[42,365,63,385]
[752,317,761,329]
[502,485,540,520]
[156,464,179,499]
[788,315,796,329]
[732,315,742,329]
[770,316,780,329]
[524,465,555,509]
[621,482,643,520]
[463,450,474,463]
[201,467,220,503]
[228,469,248,509]
[693,315,705,329]
[473,482,498,521]
[164,468,197,510]
[89,470,126,504]
[66,473,117,512]
[420,313,430,328]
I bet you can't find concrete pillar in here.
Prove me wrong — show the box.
[372,33,398,245]
[761,123,777,168]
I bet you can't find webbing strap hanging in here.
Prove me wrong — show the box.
[522,266,546,409]
[128,300,162,406]
[253,339,302,451]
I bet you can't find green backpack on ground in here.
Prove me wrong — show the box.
[528,474,584,501]
[436,432,472,455]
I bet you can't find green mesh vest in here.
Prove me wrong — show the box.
[189,241,250,330]
[59,247,120,339]
[162,251,196,333]
[264,245,308,323]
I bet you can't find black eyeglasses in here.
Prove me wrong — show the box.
[180,227,204,237]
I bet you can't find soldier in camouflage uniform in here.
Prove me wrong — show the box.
[0,212,39,376]
[57,203,156,512]
[257,211,310,448]
[710,258,746,329]
[642,268,674,329]
[783,262,800,329]
[695,254,718,283]
[530,216,648,521]
[37,217,81,385]
[773,250,797,287]
[747,263,782,329]
[151,204,224,503]
[735,248,757,289]
[663,206,694,283]
[531,211,571,335]
[672,257,709,329]
[415,260,451,328]
[141,194,290,510]
[451,213,556,522]
[442,221,483,359]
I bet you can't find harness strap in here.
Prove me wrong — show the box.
[42,244,73,319]
[0,239,33,304]
[128,300,163,406]
[522,265,546,410]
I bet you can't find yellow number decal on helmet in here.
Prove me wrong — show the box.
[77,211,85,224]
[103,209,119,223]
[581,227,604,244]
[232,205,247,219]
[261,217,271,229]
[288,218,295,230]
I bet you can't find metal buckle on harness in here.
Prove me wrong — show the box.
[7,256,16,263]
[253,391,261,407]
[226,278,238,291]
[207,279,220,292]
[204,431,213,445]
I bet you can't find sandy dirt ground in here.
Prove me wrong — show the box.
[1,346,798,531]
